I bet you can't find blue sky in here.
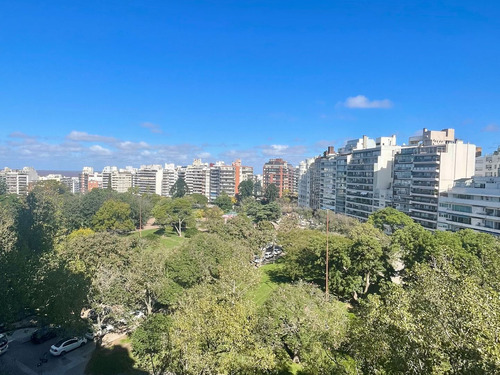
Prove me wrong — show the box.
[1,1,499,171]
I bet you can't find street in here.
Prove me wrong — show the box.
[0,331,95,375]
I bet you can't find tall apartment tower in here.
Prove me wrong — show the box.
[263,158,295,197]
[161,164,178,197]
[298,158,316,207]
[78,167,93,193]
[137,165,163,195]
[184,159,211,198]
[345,135,400,220]
[393,128,476,230]
[210,162,236,201]
[232,159,254,194]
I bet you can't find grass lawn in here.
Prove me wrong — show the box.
[250,263,284,306]
[129,228,187,249]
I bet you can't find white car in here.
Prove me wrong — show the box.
[50,337,87,356]
[0,334,8,355]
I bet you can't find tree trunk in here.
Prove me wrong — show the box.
[177,219,183,237]
[145,294,153,316]
[363,271,370,294]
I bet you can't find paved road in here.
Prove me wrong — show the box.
[0,335,95,375]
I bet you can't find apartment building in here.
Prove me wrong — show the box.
[78,167,94,193]
[137,165,163,195]
[161,164,178,197]
[393,129,476,230]
[475,147,500,177]
[61,177,80,193]
[438,177,500,236]
[263,158,295,197]
[0,167,38,195]
[345,135,400,220]
[298,158,316,207]
[209,162,236,201]
[184,159,210,198]
[102,166,134,193]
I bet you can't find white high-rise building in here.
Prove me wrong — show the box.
[298,158,316,207]
[475,147,500,177]
[345,135,401,220]
[0,167,38,195]
[161,164,178,197]
[438,177,500,236]
[209,161,235,201]
[185,159,210,198]
[393,129,476,230]
[137,165,163,195]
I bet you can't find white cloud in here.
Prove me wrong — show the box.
[261,144,290,156]
[89,145,112,156]
[343,95,393,109]
[67,131,116,143]
[118,141,150,150]
[140,122,163,134]
[482,124,499,133]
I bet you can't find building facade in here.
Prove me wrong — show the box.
[263,158,295,198]
[438,177,500,236]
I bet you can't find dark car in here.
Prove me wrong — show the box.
[31,326,58,344]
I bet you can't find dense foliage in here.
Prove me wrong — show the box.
[1,182,499,375]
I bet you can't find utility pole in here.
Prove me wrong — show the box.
[325,209,329,301]
[139,194,142,238]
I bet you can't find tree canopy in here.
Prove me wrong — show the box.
[170,178,189,198]
[152,197,194,237]
[264,183,279,202]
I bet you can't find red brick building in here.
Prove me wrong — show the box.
[263,158,295,197]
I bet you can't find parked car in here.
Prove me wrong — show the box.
[0,334,8,355]
[49,337,87,356]
[97,324,114,337]
[31,326,58,344]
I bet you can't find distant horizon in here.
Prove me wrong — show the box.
[2,126,489,173]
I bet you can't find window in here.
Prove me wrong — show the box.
[451,205,472,213]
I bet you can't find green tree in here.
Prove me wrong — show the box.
[214,192,233,213]
[153,198,194,237]
[279,229,359,300]
[368,207,414,234]
[188,193,208,208]
[92,200,135,233]
[124,247,170,315]
[351,262,500,374]
[0,178,7,195]
[253,180,262,197]
[132,314,173,375]
[168,284,276,374]
[348,223,390,297]
[59,232,139,337]
[264,183,279,202]
[0,205,17,255]
[243,199,281,222]
[237,179,254,200]
[170,178,189,198]
[63,188,117,231]
[259,282,351,373]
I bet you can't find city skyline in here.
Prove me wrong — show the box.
[1,1,499,169]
